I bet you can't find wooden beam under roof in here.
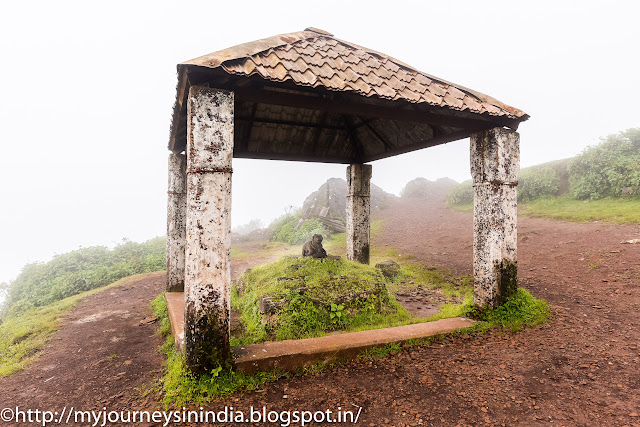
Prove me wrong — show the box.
[169,71,504,158]
[363,129,478,162]
[232,149,355,164]
[232,87,517,131]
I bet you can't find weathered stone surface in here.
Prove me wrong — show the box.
[184,86,234,373]
[346,164,372,264]
[470,128,519,307]
[471,127,519,185]
[259,295,283,315]
[165,292,185,351]
[375,260,401,277]
[233,317,475,375]
[166,151,187,292]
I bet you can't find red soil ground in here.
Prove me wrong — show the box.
[1,197,639,426]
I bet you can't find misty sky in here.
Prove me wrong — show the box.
[0,0,638,284]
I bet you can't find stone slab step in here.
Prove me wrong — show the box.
[165,292,185,352]
[233,317,475,374]
[165,292,475,374]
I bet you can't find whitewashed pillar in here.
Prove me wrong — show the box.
[470,128,519,307]
[346,163,372,264]
[166,151,186,292]
[184,86,234,373]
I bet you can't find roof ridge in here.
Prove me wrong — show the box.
[180,28,528,120]
[304,27,334,36]
[182,30,321,68]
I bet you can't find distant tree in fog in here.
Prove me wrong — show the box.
[232,218,265,235]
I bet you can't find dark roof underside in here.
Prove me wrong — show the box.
[169,28,528,163]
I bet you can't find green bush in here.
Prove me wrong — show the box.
[446,180,474,206]
[447,166,565,206]
[2,237,166,317]
[518,166,560,202]
[569,128,640,199]
[269,212,324,245]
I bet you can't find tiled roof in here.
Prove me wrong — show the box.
[183,28,527,121]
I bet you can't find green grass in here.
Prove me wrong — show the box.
[321,232,346,255]
[449,196,640,224]
[385,263,472,299]
[151,216,550,406]
[370,219,385,238]
[229,246,250,259]
[520,196,640,224]
[0,297,80,377]
[151,293,284,407]
[0,273,157,377]
[447,202,473,213]
[231,256,411,343]
[470,288,551,332]
[355,289,550,360]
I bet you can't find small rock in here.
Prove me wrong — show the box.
[139,317,157,325]
[259,295,283,315]
[375,260,401,277]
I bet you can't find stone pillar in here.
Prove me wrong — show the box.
[470,128,519,308]
[184,86,234,373]
[346,163,372,264]
[166,151,186,292]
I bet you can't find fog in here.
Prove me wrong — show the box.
[1,0,638,283]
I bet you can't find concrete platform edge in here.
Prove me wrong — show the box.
[165,292,475,374]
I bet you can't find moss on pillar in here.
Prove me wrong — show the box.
[496,259,518,304]
[184,297,232,374]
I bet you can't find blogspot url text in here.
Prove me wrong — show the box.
[1,405,363,426]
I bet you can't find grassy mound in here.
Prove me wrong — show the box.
[231,257,410,343]
[154,284,550,405]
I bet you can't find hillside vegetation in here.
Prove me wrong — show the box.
[269,212,325,245]
[0,237,166,376]
[1,238,165,318]
[447,127,640,223]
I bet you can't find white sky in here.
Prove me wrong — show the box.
[0,0,638,284]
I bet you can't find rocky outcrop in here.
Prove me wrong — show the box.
[401,177,457,199]
[299,178,395,232]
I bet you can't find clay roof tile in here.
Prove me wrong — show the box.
[181,28,528,121]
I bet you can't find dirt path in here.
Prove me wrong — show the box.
[1,198,639,426]
[0,272,166,415]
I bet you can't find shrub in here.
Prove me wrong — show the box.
[569,128,640,199]
[232,219,264,235]
[446,180,474,206]
[1,237,166,317]
[269,212,324,245]
[518,166,560,202]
